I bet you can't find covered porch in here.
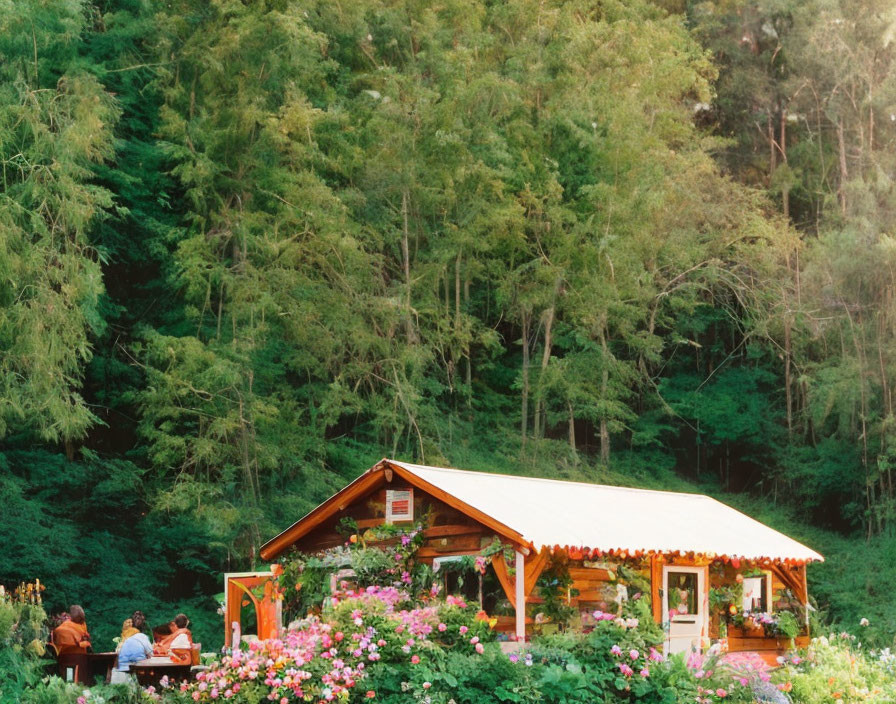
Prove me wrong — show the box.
[258,459,822,660]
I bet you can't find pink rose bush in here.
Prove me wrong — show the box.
[167,586,493,704]
[166,627,365,703]
[686,651,783,703]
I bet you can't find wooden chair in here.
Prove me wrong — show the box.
[56,652,90,684]
[169,642,201,666]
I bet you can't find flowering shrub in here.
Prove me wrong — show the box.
[164,628,365,703]
[738,611,801,640]
[165,586,494,704]
[326,585,493,657]
[684,651,785,703]
[525,609,688,703]
[772,633,896,703]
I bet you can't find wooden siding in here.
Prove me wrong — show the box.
[288,482,500,562]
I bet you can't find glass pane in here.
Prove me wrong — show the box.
[667,572,698,617]
[742,576,766,613]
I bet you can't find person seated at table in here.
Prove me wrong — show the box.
[52,605,91,655]
[111,611,153,684]
[117,618,133,649]
[151,622,171,647]
[153,613,193,663]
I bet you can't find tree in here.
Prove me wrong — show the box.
[0,0,118,444]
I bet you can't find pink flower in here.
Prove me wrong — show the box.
[438,623,447,632]
[192,693,200,702]
[629,649,639,660]
[475,643,484,654]
[366,692,376,699]
[640,668,649,678]
[459,626,468,634]
[611,645,623,656]
[411,655,420,664]
[422,682,431,689]
[716,689,727,698]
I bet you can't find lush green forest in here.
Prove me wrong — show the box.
[2,0,896,650]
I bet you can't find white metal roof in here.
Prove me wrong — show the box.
[388,460,823,562]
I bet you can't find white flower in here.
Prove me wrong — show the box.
[860,618,870,627]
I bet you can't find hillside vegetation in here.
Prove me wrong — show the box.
[2,0,895,649]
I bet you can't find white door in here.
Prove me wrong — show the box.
[662,566,706,655]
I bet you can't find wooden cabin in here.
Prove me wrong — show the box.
[260,459,822,661]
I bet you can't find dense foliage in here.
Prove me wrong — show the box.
[12,582,896,704]
[2,0,896,650]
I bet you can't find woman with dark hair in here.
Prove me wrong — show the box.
[111,611,153,684]
[154,613,194,664]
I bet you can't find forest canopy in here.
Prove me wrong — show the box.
[2,0,896,647]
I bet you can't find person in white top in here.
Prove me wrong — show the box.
[153,613,193,662]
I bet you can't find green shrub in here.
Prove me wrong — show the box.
[366,647,541,704]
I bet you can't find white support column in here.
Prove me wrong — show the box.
[515,550,525,642]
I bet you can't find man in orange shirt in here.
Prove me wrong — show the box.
[53,605,91,655]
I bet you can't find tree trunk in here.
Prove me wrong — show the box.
[535,303,555,439]
[780,109,790,219]
[401,189,416,343]
[837,119,849,216]
[768,112,777,175]
[598,322,610,465]
[521,310,530,445]
[464,276,472,405]
[455,250,462,324]
[784,316,793,438]
[535,278,562,439]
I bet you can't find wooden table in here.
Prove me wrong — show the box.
[130,657,193,688]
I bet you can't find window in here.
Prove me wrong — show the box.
[433,555,483,606]
[386,488,413,522]
[667,571,699,618]
[741,573,771,613]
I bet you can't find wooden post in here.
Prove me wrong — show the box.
[515,550,525,641]
[702,564,710,649]
[650,553,663,624]
[800,564,810,632]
